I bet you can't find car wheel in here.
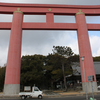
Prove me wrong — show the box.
[38,95,42,99]
[21,95,26,99]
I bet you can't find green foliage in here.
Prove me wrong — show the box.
[52,46,74,90]
[93,56,100,61]
[68,54,79,62]
[0,52,100,91]
[44,54,63,82]
[20,55,45,87]
[52,46,74,57]
[51,69,63,80]
[52,46,74,77]
[0,66,6,91]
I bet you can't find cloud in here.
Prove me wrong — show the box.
[97,48,100,56]
[0,47,8,66]
[0,14,12,22]
[24,15,46,22]
[86,16,100,24]
[1,0,100,5]
[22,30,78,56]
[0,30,10,66]
[89,35,100,57]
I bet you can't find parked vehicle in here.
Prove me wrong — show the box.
[19,86,43,99]
[97,85,100,90]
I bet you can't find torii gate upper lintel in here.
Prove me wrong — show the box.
[0,3,99,95]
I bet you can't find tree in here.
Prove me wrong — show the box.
[68,54,79,62]
[44,53,63,89]
[52,46,74,91]
[20,55,45,89]
[0,66,6,91]
[52,46,73,57]
[93,56,100,61]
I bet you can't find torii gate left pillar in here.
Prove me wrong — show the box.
[4,8,23,95]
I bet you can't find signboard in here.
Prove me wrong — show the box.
[88,75,95,99]
[24,86,31,91]
[88,75,94,81]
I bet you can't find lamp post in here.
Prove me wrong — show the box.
[81,56,88,100]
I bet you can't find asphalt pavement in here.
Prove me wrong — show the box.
[0,90,100,99]
[0,95,100,100]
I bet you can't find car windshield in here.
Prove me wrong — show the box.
[34,87,39,91]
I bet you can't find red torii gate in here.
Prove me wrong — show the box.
[0,2,99,95]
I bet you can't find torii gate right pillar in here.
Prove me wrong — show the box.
[75,10,97,92]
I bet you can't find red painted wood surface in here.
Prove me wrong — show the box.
[4,11,23,84]
[0,23,100,31]
[0,3,100,15]
[76,13,96,82]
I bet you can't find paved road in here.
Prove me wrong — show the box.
[0,95,100,100]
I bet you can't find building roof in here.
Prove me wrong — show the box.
[72,62,100,76]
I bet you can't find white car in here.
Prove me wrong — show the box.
[19,86,43,99]
[97,85,100,90]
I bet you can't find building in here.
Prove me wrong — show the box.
[72,62,100,85]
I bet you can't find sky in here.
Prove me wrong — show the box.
[0,0,100,67]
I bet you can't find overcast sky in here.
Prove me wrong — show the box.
[0,0,100,66]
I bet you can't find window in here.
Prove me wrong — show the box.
[34,87,39,91]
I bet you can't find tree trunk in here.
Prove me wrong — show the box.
[62,62,67,91]
[51,81,53,90]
